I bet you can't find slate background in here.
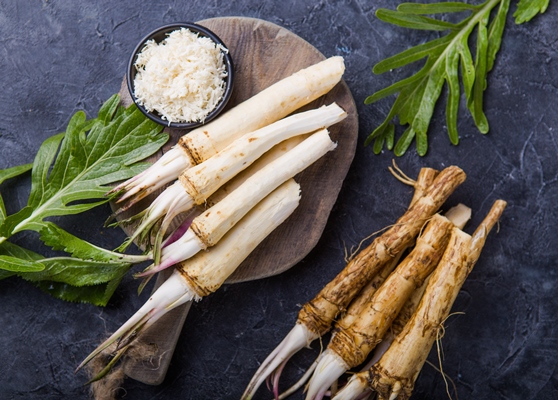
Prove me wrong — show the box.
[0,1,557,399]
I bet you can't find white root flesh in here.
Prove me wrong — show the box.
[135,129,336,277]
[125,103,346,250]
[78,179,302,377]
[110,56,345,206]
[189,129,336,249]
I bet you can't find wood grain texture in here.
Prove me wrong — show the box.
[119,16,357,385]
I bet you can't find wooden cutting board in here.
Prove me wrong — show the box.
[118,16,358,385]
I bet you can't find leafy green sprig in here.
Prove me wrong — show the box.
[366,0,550,156]
[0,94,167,305]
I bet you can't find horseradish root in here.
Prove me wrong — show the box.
[110,56,345,207]
[77,179,302,380]
[241,165,465,399]
[335,200,506,400]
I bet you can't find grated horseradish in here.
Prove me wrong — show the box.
[133,28,228,124]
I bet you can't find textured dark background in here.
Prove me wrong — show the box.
[0,1,557,399]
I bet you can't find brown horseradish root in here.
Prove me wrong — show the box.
[297,165,466,338]
[270,167,441,400]
[335,199,506,400]
[241,165,465,400]
[305,213,455,399]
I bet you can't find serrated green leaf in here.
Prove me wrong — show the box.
[0,93,167,304]
[377,8,460,31]
[514,0,549,23]
[5,96,167,236]
[97,93,120,124]
[19,256,130,287]
[0,206,33,238]
[28,133,65,209]
[34,266,127,306]
[0,196,5,224]
[0,255,45,272]
[0,162,32,223]
[0,235,131,305]
[366,0,507,155]
[39,222,149,264]
[0,240,42,279]
[397,2,479,14]
[0,234,127,285]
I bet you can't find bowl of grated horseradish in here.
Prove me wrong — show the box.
[127,22,234,129]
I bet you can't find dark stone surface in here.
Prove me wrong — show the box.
[0,1,557,399]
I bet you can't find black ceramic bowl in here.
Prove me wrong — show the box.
[127,22,234,129]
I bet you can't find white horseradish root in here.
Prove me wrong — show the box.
[110,56,345,207]
[77,179,302,381]
[123,103,346,254]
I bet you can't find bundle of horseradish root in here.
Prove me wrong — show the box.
[77,56,349,382]
[242,163,506,400]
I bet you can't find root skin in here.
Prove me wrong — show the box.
[328,214,453,369]
[368,200,506,400]
[298,166,466,337]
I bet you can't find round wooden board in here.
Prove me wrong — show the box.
[119,16,358,385]
[118,16,358,283]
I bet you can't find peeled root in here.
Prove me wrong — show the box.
[241,324,317,400]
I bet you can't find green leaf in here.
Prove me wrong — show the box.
[0,163,33,223]
[458,34,475,103]
[372,35,452,74]
[370,123,395,154]
[6,96,167,236]
[487,0,511,72]
[397,2,479,14]
[22,257,130,288]
[0,196,5,225]
[0,240,42,280]
[28,133,65,209]
[445,45,461,145]
[394,126,417,156]
[0,207,34,238]
[33,266,128,306]
[366,0,508,155]
[39,222,149,264]
[0,255,45,272]
[514,0,549,23]
[0,93,167,304]
[0,233,131,305]
[376,8,460,31]
[468,17,490,134]
[366,62,432,104]
[0,163,33,185]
